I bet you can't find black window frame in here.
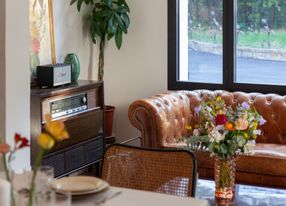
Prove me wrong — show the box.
[168,0,286,95]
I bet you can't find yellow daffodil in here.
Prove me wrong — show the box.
[37,133,55,150]
[44,114,70,142]
[45,120,65,138]
[53,129,69,142]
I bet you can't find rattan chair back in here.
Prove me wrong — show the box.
[101,144,197,197]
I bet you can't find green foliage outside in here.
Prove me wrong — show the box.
[188,0,286,50]
[191,29,286,49]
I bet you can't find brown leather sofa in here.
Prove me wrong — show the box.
[128,90,286,188]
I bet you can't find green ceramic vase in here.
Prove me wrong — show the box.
[64,53,80,82]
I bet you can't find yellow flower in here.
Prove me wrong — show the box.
[216,96,222,101]
[186,125,192,131]
[44,115,69,142]
[252,122,258,130]
[244,133,249,139]
[37,133,55,150]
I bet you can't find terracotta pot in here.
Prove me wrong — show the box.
[104,105,115,137]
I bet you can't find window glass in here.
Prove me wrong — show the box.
[236,0,286,85]
[180,0,223,83]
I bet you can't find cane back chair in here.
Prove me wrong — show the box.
[101,144,197,197]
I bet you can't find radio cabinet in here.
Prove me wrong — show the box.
[31,80,104,177]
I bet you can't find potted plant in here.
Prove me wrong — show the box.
[70,0,130,139]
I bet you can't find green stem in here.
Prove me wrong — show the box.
[3,154,10,182]
[3,154,15,206]
[28,149,44,206]
[98,37,105,81]
[218,159,231,188]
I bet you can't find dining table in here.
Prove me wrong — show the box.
[72,186,210,206]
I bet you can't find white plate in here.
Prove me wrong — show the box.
[51,176,109,196]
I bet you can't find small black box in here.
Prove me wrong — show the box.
[37,64,72,87]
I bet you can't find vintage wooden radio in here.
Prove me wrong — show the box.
[31,80,104,177]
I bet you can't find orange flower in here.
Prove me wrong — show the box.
[0,143,10,154]
[225,122,235,131]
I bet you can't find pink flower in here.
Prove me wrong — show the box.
[32,38,40,54]
[235,118,249,130]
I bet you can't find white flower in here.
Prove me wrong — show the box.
[235,149,242,155]
[208,125,227,143]
[253,130,261,135]
[244,141,256,154]
[193,129,200,136]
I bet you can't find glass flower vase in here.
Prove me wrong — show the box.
[214,155,236,203]
[12,166,54,206]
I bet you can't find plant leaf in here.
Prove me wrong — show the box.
[107,33,114,40]
[108,15,117,34]
[115,29,123,49]
[70,0,77,6]
[98,9,112,17]
[114,13,126,33]
[122,13,130,28]
[77,0,84,11]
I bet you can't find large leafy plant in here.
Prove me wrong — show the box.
[71,0,130,81]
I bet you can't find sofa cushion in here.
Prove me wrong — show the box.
[165,143,286,177]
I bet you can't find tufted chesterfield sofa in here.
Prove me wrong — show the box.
[128,90,286,188]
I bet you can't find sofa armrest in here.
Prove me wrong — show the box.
[128,92,191,148]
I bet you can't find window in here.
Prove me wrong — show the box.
[168,0,286,94]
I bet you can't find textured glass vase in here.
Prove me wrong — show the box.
[214,155,236,203]
[64,53,80,82]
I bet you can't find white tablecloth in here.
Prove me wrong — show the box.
[72,186,210,206]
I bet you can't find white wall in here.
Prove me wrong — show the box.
[5,0,30,171]
[0,0,5,140]
[104,0,168,142]
[54,0,168,142]
[0,0,167,171]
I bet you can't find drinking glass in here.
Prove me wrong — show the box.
[34,165,54,193]
[36,190,71,206]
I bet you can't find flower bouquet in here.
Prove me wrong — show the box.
[0,115,69,206]
[184,96,265,202]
